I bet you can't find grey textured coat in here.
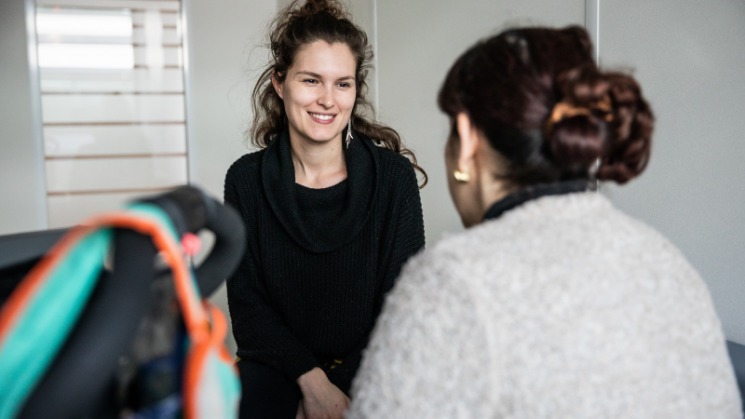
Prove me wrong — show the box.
[349,192,741,418]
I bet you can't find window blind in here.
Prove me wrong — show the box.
[34,0,188,228]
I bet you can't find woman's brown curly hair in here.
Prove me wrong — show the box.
[251,0,427,187]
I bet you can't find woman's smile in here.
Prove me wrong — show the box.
[308,112,336,123]
[272,40,357,146]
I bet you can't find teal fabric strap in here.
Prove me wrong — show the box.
[0,203,178,419]
[0,228,111,419]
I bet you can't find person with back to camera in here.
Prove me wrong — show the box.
[223,0,426,418]
[347,25,742,418]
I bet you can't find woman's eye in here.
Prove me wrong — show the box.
[303,79,318,84]
[338,82,352,88]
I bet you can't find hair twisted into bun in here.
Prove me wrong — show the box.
[546,65,653,183]
[596,73,654,183]
[251,0,427,186]
[438,25,654,187]
[269,0,352,65]
[544,66,612,174]
[294,0,346,18]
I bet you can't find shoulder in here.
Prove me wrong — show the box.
[363,139,417,194]
[225,149,265,183]
[423,191,710,308]
[407,192,674,289]
[224,149,266,209]
[364,232,488,357]
[350,232,493,417]
[389,233,481,310]
[374,143,416,176]
[356,132,413,171]
[407,226,490,287]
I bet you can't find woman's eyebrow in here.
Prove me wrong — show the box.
[294,70,322,78]
[294,71,355,81]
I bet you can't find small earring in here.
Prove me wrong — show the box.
[589,157,602,191]
[345,119,353,149]
[453,169,470,183]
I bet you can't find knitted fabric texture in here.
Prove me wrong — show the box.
[348,192,741,418]
[224,131,424,393]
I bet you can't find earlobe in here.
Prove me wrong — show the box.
[271,72,284,99]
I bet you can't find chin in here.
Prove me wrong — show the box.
[308,129,343,143]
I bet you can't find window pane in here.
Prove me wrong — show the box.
[41,94,185,124]
[38,44,134,69]
[35,1,188,228]
[36,10,133,40]
[40,68,184,93]
[44,125,186,156]
[45,156,187,193]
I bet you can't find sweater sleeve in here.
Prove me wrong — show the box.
[347,249,493,418]
[376,159,426,310]
[224,164,320,382]
[326,160,425,394]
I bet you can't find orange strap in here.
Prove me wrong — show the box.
[0,212,208,347]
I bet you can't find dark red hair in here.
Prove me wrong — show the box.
[438,26,654,186]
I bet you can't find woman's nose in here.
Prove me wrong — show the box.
[317,87,334,108]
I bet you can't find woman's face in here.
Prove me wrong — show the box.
[273,40,357,147]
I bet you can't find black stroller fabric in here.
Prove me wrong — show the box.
[0,186,245,419]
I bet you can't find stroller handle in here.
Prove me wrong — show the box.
[138,185,247,297]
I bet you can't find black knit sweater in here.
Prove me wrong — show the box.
[223,130,425,394]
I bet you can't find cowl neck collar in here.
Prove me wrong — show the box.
[261,129,378,253]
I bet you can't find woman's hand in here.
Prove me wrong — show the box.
[296,401,307,419]
[296,367,350,419]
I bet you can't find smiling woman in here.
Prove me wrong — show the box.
[222,1,426,418]
[272,40,357,187]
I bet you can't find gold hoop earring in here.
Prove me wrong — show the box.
[453,169,470,183]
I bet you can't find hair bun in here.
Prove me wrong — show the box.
[294,0,347,20]
[544,66,612,175]
[596,73,654,183]
[546,66,654,183]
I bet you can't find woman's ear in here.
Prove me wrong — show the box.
[271,71,284,100]
[455,112,480,173]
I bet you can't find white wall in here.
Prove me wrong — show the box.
[183,0,277,354]
[0,0,47,235]
[598,0,745,344]
[184,0,276,200]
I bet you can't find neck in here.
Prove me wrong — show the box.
[477,172,511,218]
[289,134,347,189]
[474,152,513,219]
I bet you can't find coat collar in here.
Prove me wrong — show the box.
[483,180,593,221]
